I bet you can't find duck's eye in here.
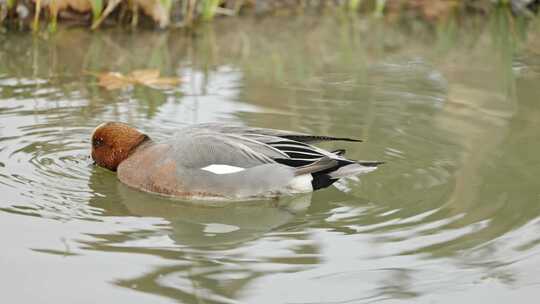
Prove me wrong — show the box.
[93,138,104,147]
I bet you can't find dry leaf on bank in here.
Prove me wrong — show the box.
[32,0,171,28]
[136,0,171,28]
[90,69,182,90]
[33,0,92,12]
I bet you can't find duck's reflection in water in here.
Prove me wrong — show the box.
[85,168,322,303]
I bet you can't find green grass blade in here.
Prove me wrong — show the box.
[347,0,362,11]
[7,0,16,10]
[374,0,385,17]
[89,0,104,23]
[201,0,221,21]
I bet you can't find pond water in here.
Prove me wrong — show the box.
[1,15,540,303]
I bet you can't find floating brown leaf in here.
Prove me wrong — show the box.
[92,69,182,90]
[97,72,130,90]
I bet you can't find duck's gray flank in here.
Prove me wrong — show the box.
[167,123,382,197]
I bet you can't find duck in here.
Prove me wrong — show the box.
[91,122,383,200]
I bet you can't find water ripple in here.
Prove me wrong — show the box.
[0,79,100,221]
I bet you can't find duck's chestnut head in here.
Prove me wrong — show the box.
[91,122,149,171]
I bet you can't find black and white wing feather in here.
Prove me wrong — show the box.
[186,123,362,144]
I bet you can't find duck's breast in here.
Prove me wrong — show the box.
[117,143,182,196]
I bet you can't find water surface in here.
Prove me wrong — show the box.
[1,15,540,303]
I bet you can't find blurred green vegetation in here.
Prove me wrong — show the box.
[0,0,538,31]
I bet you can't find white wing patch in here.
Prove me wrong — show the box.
[201,164,245,174]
